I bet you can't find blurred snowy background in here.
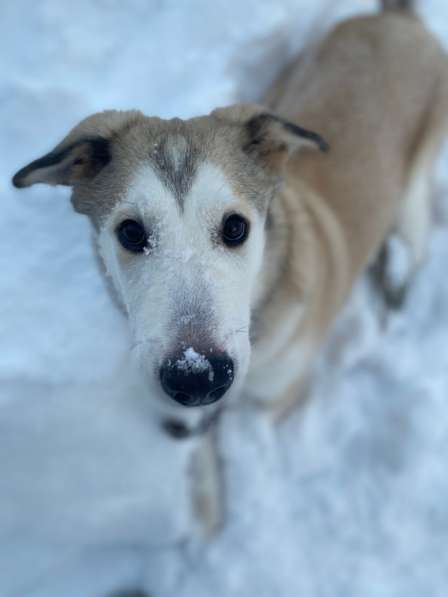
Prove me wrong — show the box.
[2,1,448,595]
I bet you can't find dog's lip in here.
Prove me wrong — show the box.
[162,418,192,439]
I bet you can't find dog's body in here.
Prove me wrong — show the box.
[248,9,448,415]
[12,2,448,534]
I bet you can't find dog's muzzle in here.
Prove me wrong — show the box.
[159,350,234,407]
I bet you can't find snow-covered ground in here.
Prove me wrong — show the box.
[2,1,448,595]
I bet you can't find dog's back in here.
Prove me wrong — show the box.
[268,8,448,279]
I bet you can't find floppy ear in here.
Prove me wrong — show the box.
[12,109,144,189]
[244,111,329,157]
[213,103,328,171]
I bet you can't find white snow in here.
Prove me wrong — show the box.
[2,1,448,596]
[143,233,157,256]
[380,235,414,292]
[176,348,213,380]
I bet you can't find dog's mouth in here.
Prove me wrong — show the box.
[162,405,224,439]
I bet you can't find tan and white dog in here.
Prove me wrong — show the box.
[12,0,448,533]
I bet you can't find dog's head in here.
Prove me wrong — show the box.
[12,105,327,416]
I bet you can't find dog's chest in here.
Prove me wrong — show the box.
[244,304,315,404]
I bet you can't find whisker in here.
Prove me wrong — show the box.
[223,326,249,342]
[234,326,249,334]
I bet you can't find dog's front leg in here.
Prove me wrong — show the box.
[188,427,224,538]
[163,414,224,537]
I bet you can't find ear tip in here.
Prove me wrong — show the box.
[12,169,28,188]
[306,130,329,153]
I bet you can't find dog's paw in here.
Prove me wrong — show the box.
[189,430,224,538]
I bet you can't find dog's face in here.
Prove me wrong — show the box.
[13,105,326,418]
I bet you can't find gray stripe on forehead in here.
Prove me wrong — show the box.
[149,134,201,208]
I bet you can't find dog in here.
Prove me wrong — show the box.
[12,0,448,534]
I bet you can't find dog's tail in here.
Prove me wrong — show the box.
[380,0,415,12]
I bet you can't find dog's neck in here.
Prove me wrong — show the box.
[250,181,314,342]
[247,175,350,393]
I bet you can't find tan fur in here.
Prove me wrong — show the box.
[251,12,448,416]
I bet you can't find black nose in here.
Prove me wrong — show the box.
[159,350,234,407]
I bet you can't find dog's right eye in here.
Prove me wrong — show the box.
[116,219,148,253]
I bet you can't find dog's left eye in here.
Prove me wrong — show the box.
[116,219,148,253]
[221,213,249,247]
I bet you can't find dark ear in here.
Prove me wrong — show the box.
[12,109,144,189]
[212,104,328,171]
[12,137,111,188]
[244,112,329,168]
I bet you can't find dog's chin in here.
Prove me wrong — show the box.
[145,371,246,439]
[134,344,250,438]
[161,403,221,439]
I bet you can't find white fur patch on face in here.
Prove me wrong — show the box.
[97,159,266,413]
